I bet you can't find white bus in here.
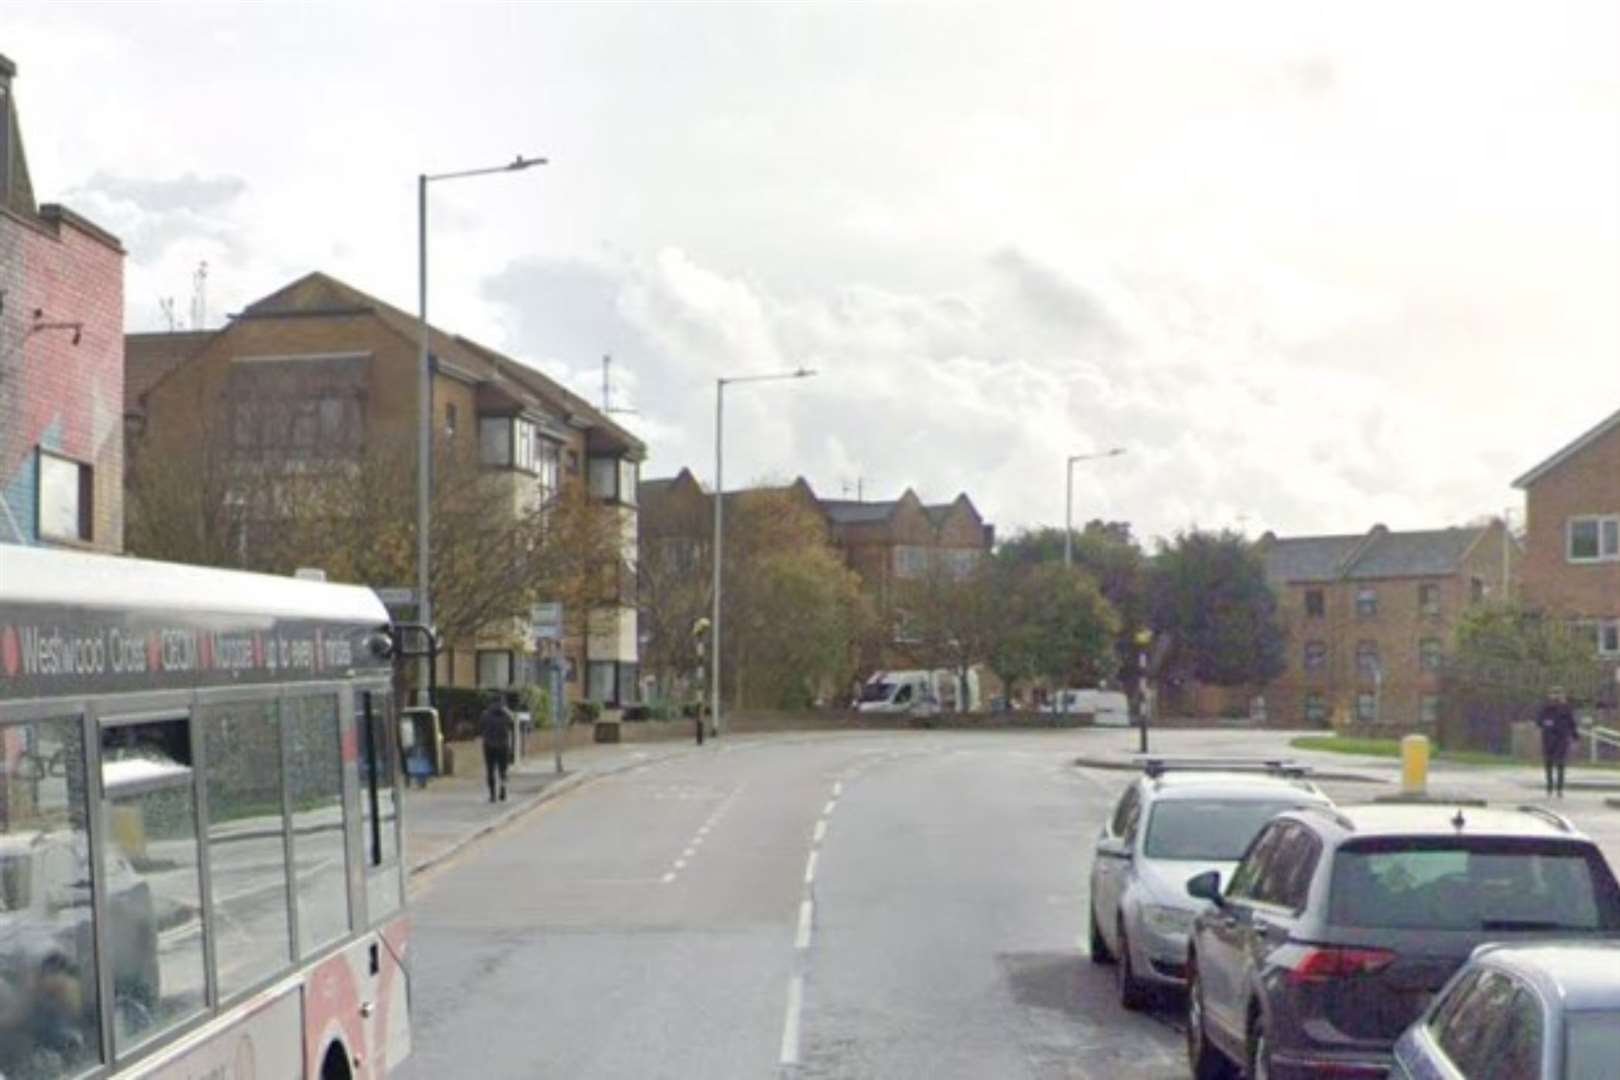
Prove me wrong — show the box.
[0,545,410,1080]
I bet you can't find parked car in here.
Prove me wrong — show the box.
[1046,688,1131,726]
[1389,941,1620,1080]
[1088,758,1331,1009]
[1184,804,1620,1080]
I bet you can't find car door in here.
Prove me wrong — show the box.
[1091,784,1141,953]
[1421,968,1546,1080]
[1243,824,1321,1018]
[1199,820,1286,1043]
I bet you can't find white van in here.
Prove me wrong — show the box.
[1048,687,1131,726]
[855,670,983,715]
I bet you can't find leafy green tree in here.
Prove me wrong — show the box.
[1148,529,1285,687]
[1453,602,1602,690]
[981,559,1119,704]
[895,559,1007,691]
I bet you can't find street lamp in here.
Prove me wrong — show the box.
[1064,448,1126,568]
[416,155,544,705]
[711,368,817,736]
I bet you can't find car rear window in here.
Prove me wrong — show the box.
[1328,838,1620,931]
[1566,1010,1620,1080]
[1143,800,1306,860]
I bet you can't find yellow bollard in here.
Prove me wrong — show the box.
[110,805,148,860]
[1401,734,1430,797]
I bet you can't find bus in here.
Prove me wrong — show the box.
[0,545,410,1080]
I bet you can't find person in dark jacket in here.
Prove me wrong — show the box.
[1536,686,1579,798]
[479,693,516,803]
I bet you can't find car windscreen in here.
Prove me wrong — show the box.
[858,682,894,703]
[1142,800,1305,860]
[1566,1010,1620,1080]
[1328,838,1620,931]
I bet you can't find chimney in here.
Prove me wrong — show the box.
[0,55,13,205]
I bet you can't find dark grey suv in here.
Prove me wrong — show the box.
[1182,804,1620,1080]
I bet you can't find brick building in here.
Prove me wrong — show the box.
[0,54,126,551]
[127,271,645,705]
[1256,522,1514,732]
[1512,408,1620,675]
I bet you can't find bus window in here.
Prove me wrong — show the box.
[100,717,205,1054]
[285,697,350,956]
[357,690,402,921]
[201,700,293,1000]
[0,715,104,1079]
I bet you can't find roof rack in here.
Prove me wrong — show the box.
[1136,756,1312,780]
[1515,805,1574,833]
[1298,803,1357,831]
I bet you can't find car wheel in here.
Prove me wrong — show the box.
[1088,903,1114,965]
[1116,921,1149,1011]
[1247,1011,1272,1080]
[1185,963,1233,1080]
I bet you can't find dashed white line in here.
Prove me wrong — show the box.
[822,799,837,816]
[832,781,843,797]
[683,847,697,858]
[803,850,819,885]
[795,899,814,949]
[779,975,804,1065]
[661,871,676,884]
[813,819,827,845]
[674,859,687,870]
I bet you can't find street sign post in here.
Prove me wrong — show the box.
[531,602,563,641]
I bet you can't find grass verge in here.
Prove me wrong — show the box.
[1286,734,1618,769]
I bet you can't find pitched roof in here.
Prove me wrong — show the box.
[1,55,37,220]
[237,271,644,458]
[1262,524,1491,583]
[821,498,899,524]
[1512,407,1620,489]
[125,330,217,409]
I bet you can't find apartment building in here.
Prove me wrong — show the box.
[1512,408,1620,673]
[0,54,126,552]
[1257,522,1514,731]
[126,271,644,705]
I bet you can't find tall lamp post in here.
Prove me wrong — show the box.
[1064,448,1126,568]
[711,368,817,735]
[416,155,544,705]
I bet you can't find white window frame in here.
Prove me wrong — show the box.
[37,448,92,543]
[1567,515,1620,563]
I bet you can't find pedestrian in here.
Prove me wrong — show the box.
[480,692,516,803]
[1536,685,1579,798]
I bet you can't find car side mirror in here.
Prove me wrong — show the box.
[1186,870,1224,906]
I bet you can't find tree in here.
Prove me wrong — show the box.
[894,559,1005,690]
[1453,602,1603,691]
[980,559,1119,705]
[1148,529,1285,687]
[637,536,710,701]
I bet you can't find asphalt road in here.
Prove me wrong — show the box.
[396,731,1192,1080]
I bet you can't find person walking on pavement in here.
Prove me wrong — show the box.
[1536,685,1579,798]
[480,692,516,803]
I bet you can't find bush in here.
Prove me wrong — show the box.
[572,700,602,725]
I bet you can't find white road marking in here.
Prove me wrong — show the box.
[832,781,843,797]
[690,835,704,847]
[697,825,710,836]
[661,871,676,884]
[683,847,697,858]
[779,975,804,1066]
[803,850,818,885]
[813,819,827,845]
[674,859,687,870]
[822,799,837,815]
[795,899,814,949]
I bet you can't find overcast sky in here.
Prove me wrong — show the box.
[9,2,1618,543]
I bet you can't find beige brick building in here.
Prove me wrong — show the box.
[126,272,645,705]
[1512,408,1620,676]
[1257,523,1515,732]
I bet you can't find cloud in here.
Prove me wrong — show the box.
[65,171,247,261]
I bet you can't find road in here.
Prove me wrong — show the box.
[396,728,1620,1080]
[399,731,1192,1079]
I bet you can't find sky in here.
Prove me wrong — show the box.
[8,1,1618,544]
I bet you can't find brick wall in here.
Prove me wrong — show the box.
[1520,422,1620,628]
[0,206,125,551]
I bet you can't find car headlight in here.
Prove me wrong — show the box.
[1142,904,1197,936]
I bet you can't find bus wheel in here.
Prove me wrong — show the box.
[321,1042,352,1080]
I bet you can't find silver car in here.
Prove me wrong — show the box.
[1087,759,1331,1009]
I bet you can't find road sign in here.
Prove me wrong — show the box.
[375,586,417,606]
[531,602,564,640]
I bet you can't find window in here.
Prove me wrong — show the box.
[1431,970,1502,1077]
[1471,577,1486,604]
[1356,640,1379,676]
[357,690,402,921]
[587,660,617,703]
[101,717,206,1048]
[1566,1010,1620,1080]
[1109,786,1141,840]
[1420,638,1443,672]
[477,650,514,687]
[1304,692,1327,725]
[0,716,104,1073]
[537,439,561,505]
[1303,640,1327,672]
[1227,822,1288,901]
[1419,583,1441,616]
[619,459,639,506]
[1604,619,1620,658]
[943,549,980,579]
[1251,824,1320,910]
[588,456,619,500]
[1356,692,1378,723]
[1568,516,1620,562]
[1144,801,1313,862]
[1355,587,1378,618]
[202,700,293,999]
[1421,694,1441,726]
[479,416,513,466]
[38,449,93,543]
[286,696,350,956]
[445,402,459,439]
[1304,589,1325,617]
[894,545,930,579]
